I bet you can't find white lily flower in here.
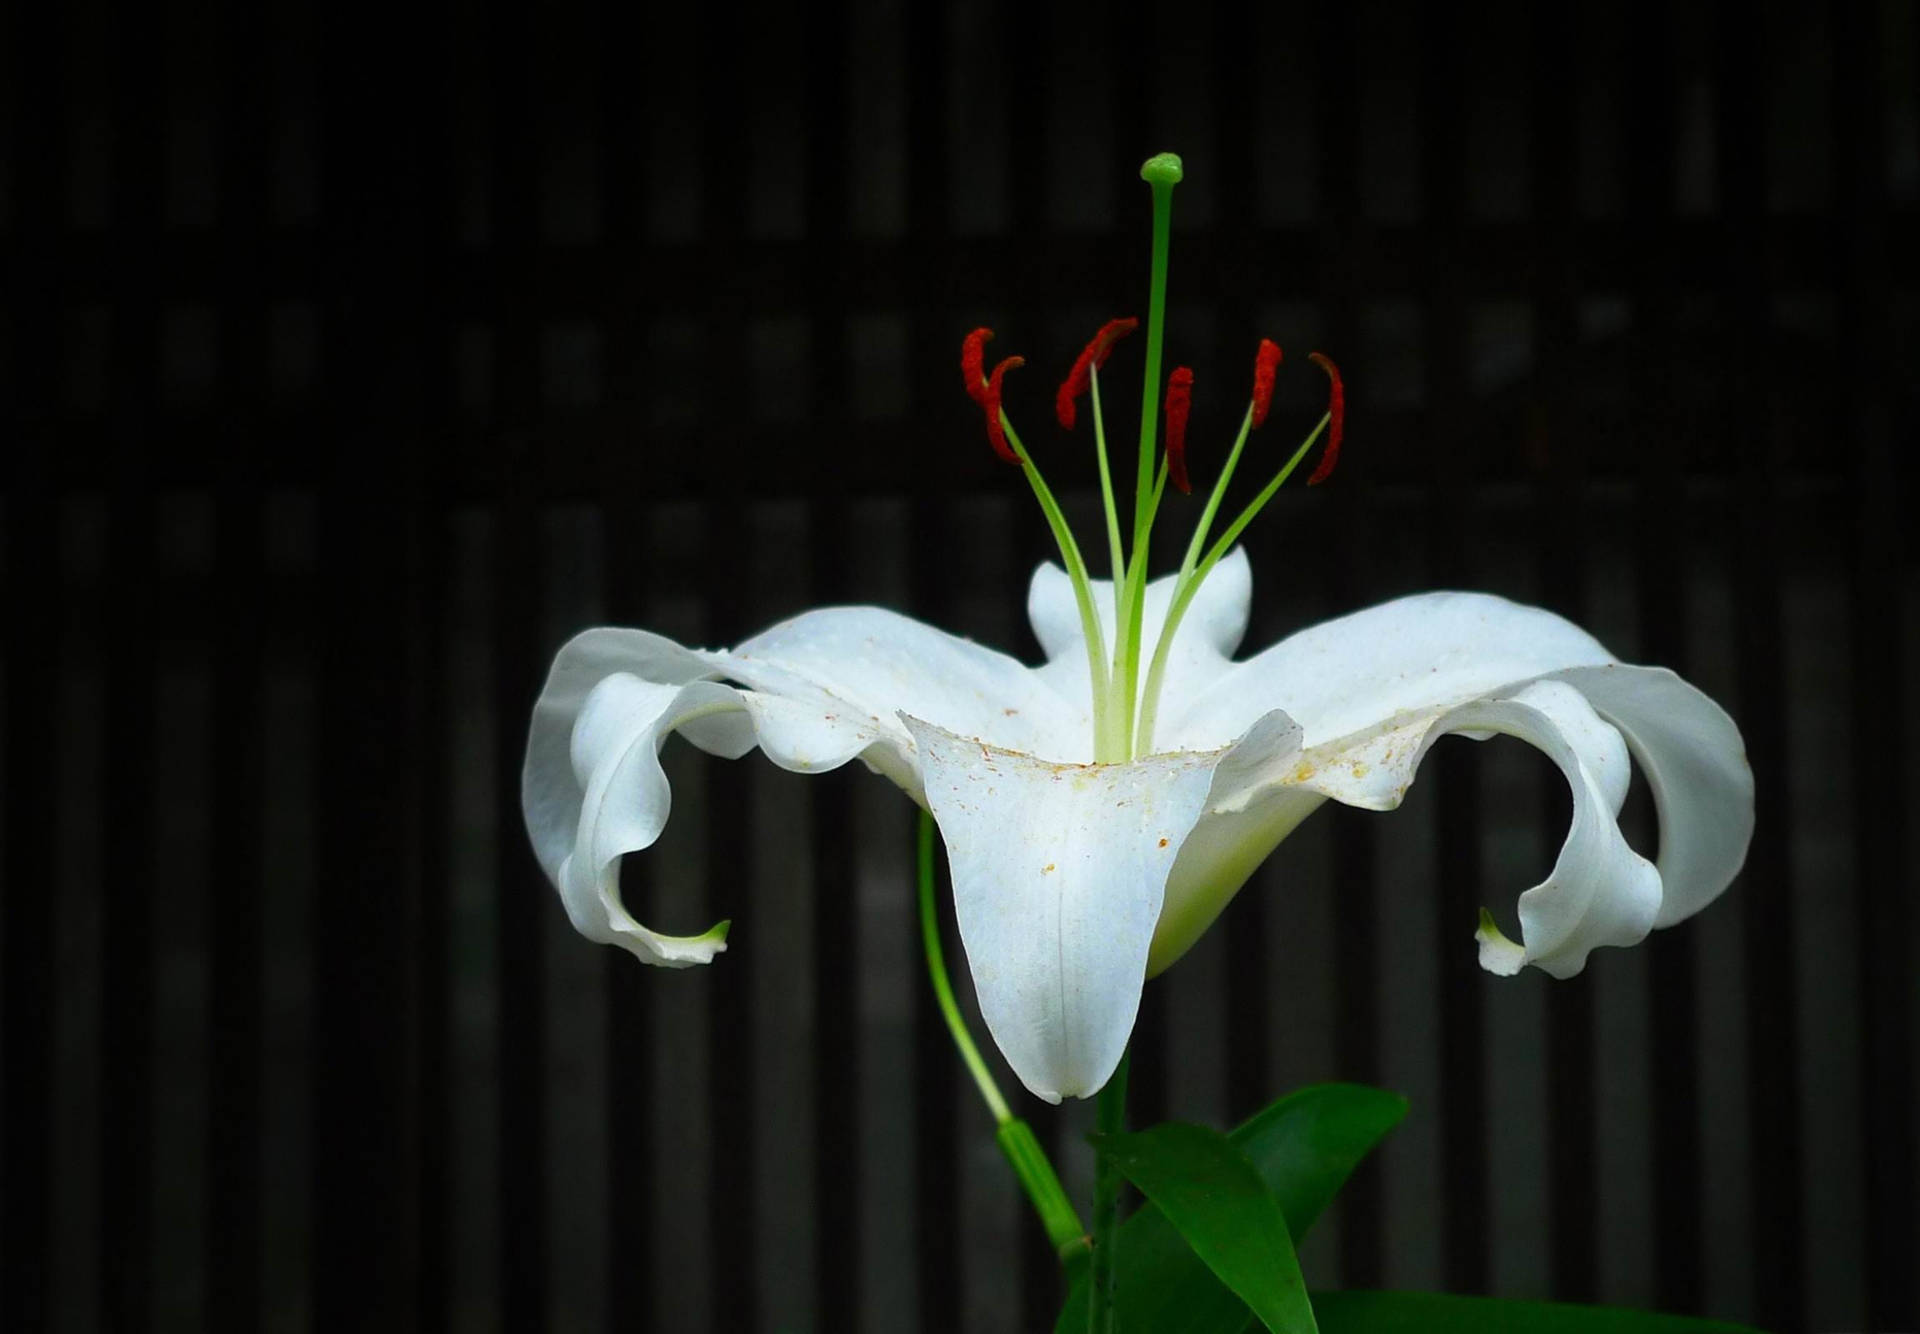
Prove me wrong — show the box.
[523,553,1752,1102]
[520,152,1753,1103]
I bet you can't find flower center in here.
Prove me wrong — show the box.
[960,151,1346,764]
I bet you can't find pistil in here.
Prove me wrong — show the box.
[957,153,1347,764]
[1112,153,1185,759]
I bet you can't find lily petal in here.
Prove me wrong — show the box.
[905,716,1224,1102]
[1143,594,1748,978]
[1545,665,1754,926]
[732,605,1086,759]
[524,613,1082,967]
[1435,682,1661,978]
[1158,590,1616,752]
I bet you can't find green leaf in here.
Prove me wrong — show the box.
[1232,1083,1409,1237]
[1312,1291,1768,1334]
[1096,1122,1318,1334]
[1055,1084,1406,1334]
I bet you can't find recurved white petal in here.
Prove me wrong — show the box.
[1164,679,1666,979]
[1433,683,1662,977]
[1547,665,1753,926]
[1158,590,1617,753]
[729,605,1086,760]
[524,628,903,968]
[905,716,1223,1102]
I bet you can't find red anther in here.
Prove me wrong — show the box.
[1055,317,1140,429]
[1250,338,1283,428]
[1305,352,1345,486]
[982,354,1025,465]
[1164,366,1194,494]
[961,327,994,403]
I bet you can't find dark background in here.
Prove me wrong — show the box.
[2,0,1917,1330]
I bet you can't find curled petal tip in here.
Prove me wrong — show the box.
[1475,907,1526,976]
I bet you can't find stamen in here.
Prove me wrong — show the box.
[961,327,994,403]
[1305,352,1345,485]
[1164,366,1194,494]
[1056,317,1139,429]
[982,354,1025,465]
[1250,338,1283,428]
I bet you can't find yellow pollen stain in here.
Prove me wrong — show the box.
[1350,760,1370,778]
[1042,862,1056,874]
[1292,761,1316,783]
[1157,837,1169,848]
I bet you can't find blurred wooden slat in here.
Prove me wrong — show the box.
[1831,0,1918,1326]
[100,2,165,1324]
[1623,1,1705,1315]
[205,0,271,1315]
[0,0,65,1326]
[310,2,429,1319]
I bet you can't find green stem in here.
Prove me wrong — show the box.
[916,810,1088,1265]
[1087,1050,1131,1334]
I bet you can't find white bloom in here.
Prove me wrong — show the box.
[526,154,1752,1105]
[521,548,1753,1103]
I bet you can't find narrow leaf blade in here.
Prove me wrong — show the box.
[1054,1083,1407,1334]
[1096,1122,1317,1334]
[1312,1291,1768,1334]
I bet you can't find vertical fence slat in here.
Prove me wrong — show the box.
[411,20,458,1330]
[1624,4,1706,1314]
[0,0,65,1324]
[1832,0,1918,1326]
[312,4,426,1319]
[206,0,272,1321]
[101,3,165,1323]
[483,0,549,1324]
[803,4,861,1328]
[1210,0,1277,1162]
[905,7,960,1330]
[1306,0,1385,1290]
[596,0,653,1326]
[1711,0,1806,1322]
[1527,0,1600,1306]
[695,12,755,1333]
[1416,0,1490,1297]
[1707,5,1772,1328]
